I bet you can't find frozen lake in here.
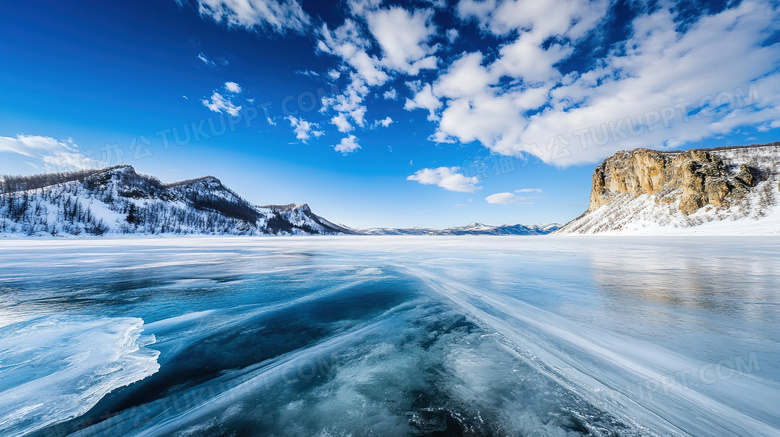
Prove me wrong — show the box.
[1,236,778,436]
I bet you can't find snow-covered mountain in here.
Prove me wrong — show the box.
[556,143,780,235]
[359,222,560,236]
[0,165,352,236]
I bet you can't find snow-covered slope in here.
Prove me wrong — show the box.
[0,166,351,236]
[359,222,560,236]
[556,143,780,235]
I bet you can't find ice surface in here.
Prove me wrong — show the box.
[0,236,778,436]
[0,315,160,437]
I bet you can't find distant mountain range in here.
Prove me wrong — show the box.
[556,142,780,235]
[0,165,558,237]
[358,222,559,236]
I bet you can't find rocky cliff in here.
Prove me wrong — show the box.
[557,143,780,235]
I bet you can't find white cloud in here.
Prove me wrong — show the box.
[198,52,215,66]
[188,0,780,172]
[286,116,324,143]
[446,28,459,43]
[515,188,542,193]
[224,81,241,93]
[485,192,532,205]
[422,0,446,8]
[508,1,780,165]
[404,82,442,120]
[41,151,101,171]
[492,34,572,84]
[0,135,101,170]
[436,92,524,148]
[347,0,382,16]
[331,113,353,133]
[296,69,319,77]
[372,116,393,128]
[196,0,310,34]
[458,0,608,41]
[455,0,496,26]
[407,166,480,192]
[402,0,780,167]
[317,17,389,135]
[202,92,242,116]
[322,74,370,132]
[365,7,439,75]
[404,50,554,148]
[317,4,441,144]
[433,52,493,99]
[318,20,389,87]
[334,135,361,154]
[397,0,608,160]
[0,135,69,157]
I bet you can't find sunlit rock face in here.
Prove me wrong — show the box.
[589,147,759,214]
[558,142,780,235]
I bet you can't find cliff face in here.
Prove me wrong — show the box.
[558,143,780,235]
[589,148,756,215]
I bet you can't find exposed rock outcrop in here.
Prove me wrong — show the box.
[557,143,780,235]
[589,148,756,215]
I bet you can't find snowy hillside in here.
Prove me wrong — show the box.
[359,222,560,236]
[556,143,780,235]
[0,166,351,236]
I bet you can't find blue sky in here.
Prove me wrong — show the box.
[1,0,779,228]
